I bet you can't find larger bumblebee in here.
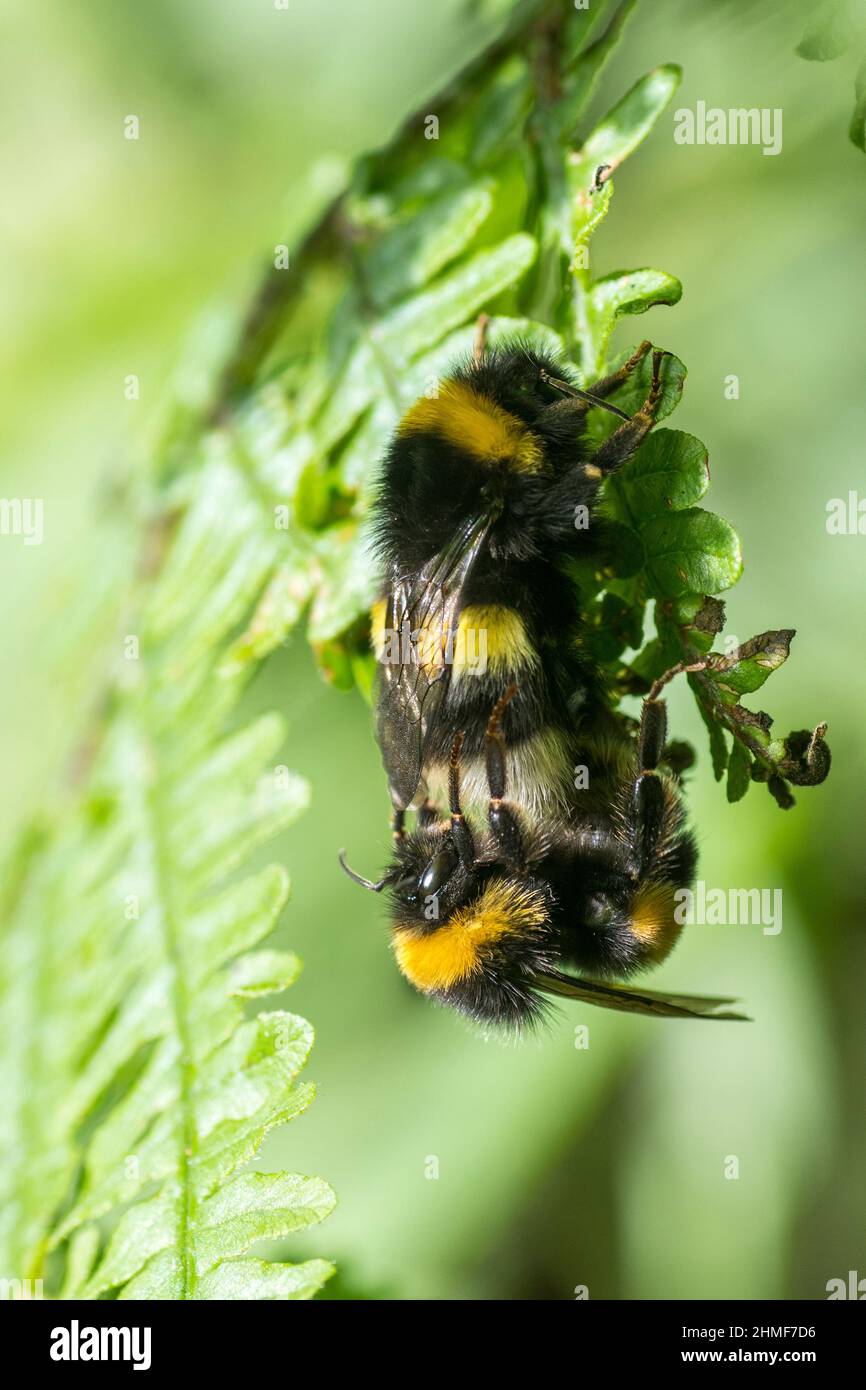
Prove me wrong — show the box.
[341,685,746,1026]
[370,337,665,822]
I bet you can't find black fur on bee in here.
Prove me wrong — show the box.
[341,686,746,1030]
[369,338,667,820]
[348,337,749,1027]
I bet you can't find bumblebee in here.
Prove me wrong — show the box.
[350,334,747,1027]
[369,336,666,823]
[341,685,746,1027]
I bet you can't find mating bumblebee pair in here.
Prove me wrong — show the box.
[340,336,747,1028]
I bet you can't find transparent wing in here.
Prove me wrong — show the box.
[375,509,497,809]
[537,971,750,1020]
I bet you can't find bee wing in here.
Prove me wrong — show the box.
[537,971,750,1021]
[375,509,498,809]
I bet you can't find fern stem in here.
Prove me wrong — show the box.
[141,729,199,1299]
[207,0,558,424]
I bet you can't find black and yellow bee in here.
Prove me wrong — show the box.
[341,684,745,1026]
[339,336,747,1026]
[369,337,664,823]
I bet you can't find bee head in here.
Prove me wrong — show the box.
[380,826,556,1030]
[460,345,568,428]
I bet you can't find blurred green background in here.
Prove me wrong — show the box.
[2,0,864,1299]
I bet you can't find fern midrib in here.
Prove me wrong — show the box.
[140,720,198,1299]
[12,862,55,1283]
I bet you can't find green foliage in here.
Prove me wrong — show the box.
[0,0,833,1303]
[0,460,335,1299]
[796,0,866,151]
[194,0,828,808]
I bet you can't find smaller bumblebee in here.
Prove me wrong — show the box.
[341,686,747,1029]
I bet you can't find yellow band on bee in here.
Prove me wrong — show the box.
[393,878,548,993]
[370,596,388,659]
[630,880,682,964]
[399,381,545,474]
[370,599,537,680]
[451,604,538,679]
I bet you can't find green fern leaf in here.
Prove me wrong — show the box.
[0,463,334,1300]
[0,0,833,1304]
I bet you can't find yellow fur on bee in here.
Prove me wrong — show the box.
[370,597,388,659]
[451,604,538,679]
[630,880,682,963]
[398,381,544,474]
[393,878,548,993]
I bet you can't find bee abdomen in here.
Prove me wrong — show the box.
[448,603,539,681]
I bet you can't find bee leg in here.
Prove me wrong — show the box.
[584,349,667,477]
[632,698,669,869]
[619,691,698,891]
[391,807,406,842]
[417,800,441,829]
[629,653,735,870]
[448,733,476,868]
[483,685,527,871]
[584,339,653,398]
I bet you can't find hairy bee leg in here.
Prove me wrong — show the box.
[628,655,731,870]
[584,339,653,399]
[585,349,667,477]
[638,697,667,770]
[448,732,476,868]
[483,685,527,870]
[632,698,669,869]
[391,807,406,841]
[483,688,512,801]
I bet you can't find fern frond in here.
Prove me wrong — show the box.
[0,0,831,1303]
[0,462,334,1300]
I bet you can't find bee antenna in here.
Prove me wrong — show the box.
[538,368,631,422]
[338,849,393,893]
